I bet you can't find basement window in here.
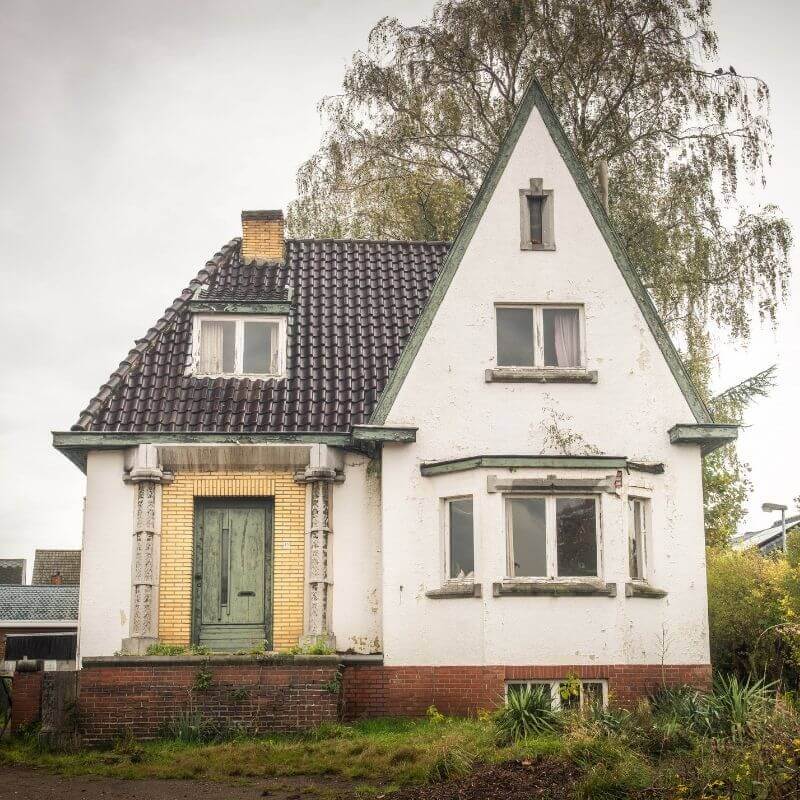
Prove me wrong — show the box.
[192,315,285,377]
[506,495,599,578]
[506,680,607,710]
[496,305,584,369]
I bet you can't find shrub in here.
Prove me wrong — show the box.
[426,737,475,782]
[494,685,560,744]
[706,673,775,740]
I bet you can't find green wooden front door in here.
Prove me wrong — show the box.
[193,498,273,651]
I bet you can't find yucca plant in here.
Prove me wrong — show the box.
[494,685,560,744]
[707,673,775,740]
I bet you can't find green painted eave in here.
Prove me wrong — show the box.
[368,77,713,427]
[351,425,417,443]
[187,300,293,314]
[668,424,739,455]
[52,427,417,473]
[420,454,629,477]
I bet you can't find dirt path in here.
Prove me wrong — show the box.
[0,767,357,800]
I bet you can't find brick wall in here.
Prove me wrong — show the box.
[341,663,712,719]
[78,656,340,745]
[159,470,306,650]
[11,662,44,733]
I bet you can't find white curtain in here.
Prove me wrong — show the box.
[553,311,580,367]
[199,321,225,373]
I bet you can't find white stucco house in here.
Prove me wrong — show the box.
[54,79,736,712]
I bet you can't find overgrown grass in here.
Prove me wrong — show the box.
[2,683,798,798]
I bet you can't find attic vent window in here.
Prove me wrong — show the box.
[520,179,554,251]
[192,315,285,377]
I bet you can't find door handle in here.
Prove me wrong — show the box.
[238,590,255,597]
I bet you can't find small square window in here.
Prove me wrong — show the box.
[507,495,599,579]
[445,497,474,580]
[496,305,583,369]
[628,498,649,580]
[194,315,284,377]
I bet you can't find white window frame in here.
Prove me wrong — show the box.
[505,680,608,710]
[442,495,476,582]
[505,493,602,580]
[495,303,586,369]
[190,314,287,378]
[627,496,651,582]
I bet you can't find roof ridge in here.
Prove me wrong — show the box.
[287,238,452,246]
[71,238,240,431]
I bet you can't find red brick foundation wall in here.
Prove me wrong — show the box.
[11,663,44,733]
[78,656,341,745]
[341,664,712,719]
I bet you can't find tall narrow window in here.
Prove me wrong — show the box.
[508,495,599,578]
[528,195,544,244]
[194,315,284,377]
[628,498,649,580]
[446,497,474,579]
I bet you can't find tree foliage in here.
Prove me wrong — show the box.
[290,0,790,357]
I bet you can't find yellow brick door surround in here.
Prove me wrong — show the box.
[158,470,305,651]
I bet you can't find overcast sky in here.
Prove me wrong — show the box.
[1,0,797,579]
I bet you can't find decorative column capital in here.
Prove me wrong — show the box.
[293,466,344,485]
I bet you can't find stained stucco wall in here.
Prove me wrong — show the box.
[78,450,135,659]
[331,453,382,653]
[380,104,708,667]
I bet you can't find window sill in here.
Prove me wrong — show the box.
[625,582,667,599]
[492,580,617,597]
[426,583,482,599]
[520,242,556,252]
[484,368,598,384]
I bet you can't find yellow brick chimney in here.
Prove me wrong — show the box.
[241,209,284,262]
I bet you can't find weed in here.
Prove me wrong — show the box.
[426,737,475,782]
[193,665,213,692]
[145,643,187,656]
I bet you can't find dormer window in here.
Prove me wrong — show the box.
[192,315,285,377]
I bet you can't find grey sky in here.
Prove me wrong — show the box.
[0,0,797,578]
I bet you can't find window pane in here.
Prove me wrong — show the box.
[628,499,642,579]
[543,308,580,367]
[582,682,604,710]
[559,682,580,711]
[448,498,474,579]
[528,196,544,243]
[243,321,275,374]
[497,308,534,367]
[556,498,597,577]
[510,497,547,576]
[199,320,235,373]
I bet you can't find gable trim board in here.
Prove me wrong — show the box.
[368,78,716,432]
[668,424,739,455]
[420,454,629,476]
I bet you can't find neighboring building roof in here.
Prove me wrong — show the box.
[732,514,800,553]
[0,585,79,622]
[32,550,81,586]
[71,239,448,433]
[0,559,26,585]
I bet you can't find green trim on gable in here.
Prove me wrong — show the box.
[369,78,713,428]
[187,301,293,315]
[668,424,738,455]
[351,425,417,443]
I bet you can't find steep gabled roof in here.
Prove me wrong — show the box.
[32,550,81,586]
[70,240,449,434]
[369,78,713,426]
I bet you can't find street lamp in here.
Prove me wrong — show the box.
[762,502,789,553]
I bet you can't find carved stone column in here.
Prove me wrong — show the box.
[122,444,172,655]
[295,466,340,649]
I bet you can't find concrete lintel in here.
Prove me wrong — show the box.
[493,580,617,597]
